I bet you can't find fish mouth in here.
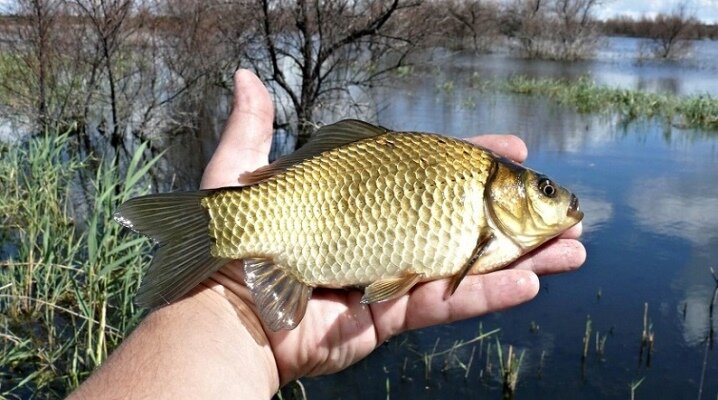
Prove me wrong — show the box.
[567,194,584,221]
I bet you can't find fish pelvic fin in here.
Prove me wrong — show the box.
[360,273,423,304]
[244,258,313,331]
[447,228,495,298]
[114,191,230,309]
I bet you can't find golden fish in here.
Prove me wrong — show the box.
[115,120,583,331]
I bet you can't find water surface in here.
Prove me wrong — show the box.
[296,39,718,399]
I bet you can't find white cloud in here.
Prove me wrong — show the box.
[596,0,718,23]
[572,187,614,234]
[628,176,718,246]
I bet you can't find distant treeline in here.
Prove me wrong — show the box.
[601,16,718,40]
[0,0,710,169]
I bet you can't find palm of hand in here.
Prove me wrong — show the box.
[200,70,585,385]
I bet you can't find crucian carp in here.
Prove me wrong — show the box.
[115,119,583,331]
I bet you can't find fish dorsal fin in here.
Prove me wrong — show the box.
[360,273,423,304]
[243,258,313,331]
[239,119,390,185]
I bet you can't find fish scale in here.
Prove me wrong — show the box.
[203,133,494,287]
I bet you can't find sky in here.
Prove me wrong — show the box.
[0,1,717,24]
[595,0,718,23]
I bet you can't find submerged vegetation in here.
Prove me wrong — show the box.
[0,133,156,397]
[500,76,718,130]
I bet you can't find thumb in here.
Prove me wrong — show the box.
[201,69,274,189]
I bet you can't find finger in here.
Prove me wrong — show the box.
[370,269,539,341]
[511,239,586,275]
[561,221,583,239]
[467,134,528,163]
[201,69,274,189]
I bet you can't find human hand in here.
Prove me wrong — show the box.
[200,69,585,386]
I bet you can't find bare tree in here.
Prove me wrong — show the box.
[148,0,257,186]
[69,0,135,155]
[644,2,698,59]
[0,0,62,133]
[552,0,601,61]
[446,0,500,52]
[505,0,549,58]
[504,0,600,60]
[248,0,421,150]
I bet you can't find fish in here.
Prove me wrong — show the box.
[114,119,583,331]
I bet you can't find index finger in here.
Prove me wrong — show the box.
[467,134,528,163]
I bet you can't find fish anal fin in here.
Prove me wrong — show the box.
[238,119,390,185]
[243,258,313,331]
[447,229,495,297]
[360,273,423,304]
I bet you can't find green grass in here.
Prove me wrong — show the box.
[501,75,718,130]
[0,132,159,397]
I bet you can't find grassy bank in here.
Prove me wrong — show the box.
[501,76,718,130]
[0,133,157,397]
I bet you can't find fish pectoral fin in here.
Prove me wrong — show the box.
[360,273,423,304]
[238,120,390,185]
[447,229,495,297]
[243,258,313,331]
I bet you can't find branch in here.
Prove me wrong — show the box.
[260,0,300,113]
[314,0,400,80]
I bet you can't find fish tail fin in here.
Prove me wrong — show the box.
[114,191,229,308]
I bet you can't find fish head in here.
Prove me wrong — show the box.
[487,158,583,251]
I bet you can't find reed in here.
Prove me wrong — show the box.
[595,331,608,361]
[416,326,500,380]
[529,320,540,334]
[496,340,525,399]
[639,303,655,367]
[501,76,718,131]
[698,267,718,399]
[0,132,160,397]
[581,315,592,361]
[629,377,645,400]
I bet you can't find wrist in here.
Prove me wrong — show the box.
[191,279,280,398]
[69,281,280,400]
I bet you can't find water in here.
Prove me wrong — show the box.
[294,38,718,399]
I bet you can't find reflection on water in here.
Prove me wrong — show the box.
[571,187,614,233]
[426,37,718,97]
[636,75,680,94]
[627,176,718,346]
[629,177,718,247]
[681,284,718,346]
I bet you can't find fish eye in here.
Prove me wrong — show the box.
[538,178,556,198]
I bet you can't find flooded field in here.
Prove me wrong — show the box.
[295,37,718,399]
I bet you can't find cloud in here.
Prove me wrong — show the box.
[596,0,718,23]
[628,176,718,246]
[570,185,614,234]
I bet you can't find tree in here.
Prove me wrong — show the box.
[70,0,134,155]
[248,0,421,150]
[446,0,500,52]
[552,0,601,61]
[504,0,601,60]
[645,3,698,59]
[0,0,62,133]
